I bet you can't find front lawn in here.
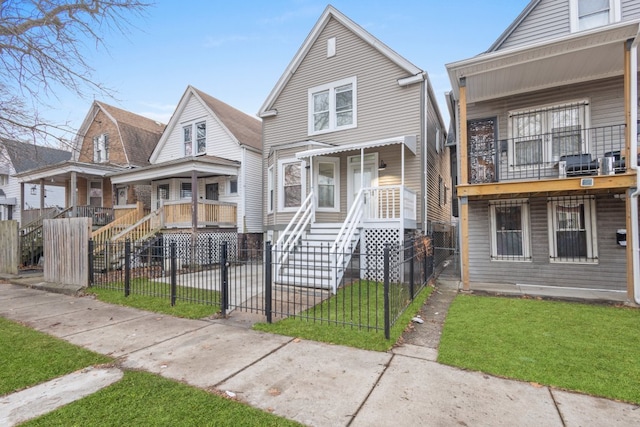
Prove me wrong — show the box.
[0,317,111,396]
[87,278,220,319]
[254,282,433,351]
[438,295,640,404]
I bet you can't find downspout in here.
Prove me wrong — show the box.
[629,34,640,304]
[423,79,429,232]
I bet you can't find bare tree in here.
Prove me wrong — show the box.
[0,0,150,149]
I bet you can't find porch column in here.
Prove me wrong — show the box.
[401,144,405,186]
[70,171,77,217]
[360,148,364,190]
[19,182,24,221]
[191,170,198,235]
[459,77,470,291]
[39,178,45,215]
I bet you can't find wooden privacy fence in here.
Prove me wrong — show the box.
[44,218,91,287]
[0,220,19,274]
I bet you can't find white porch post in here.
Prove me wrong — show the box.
[360,148,364,190]
[39,178,45,215]
[70,171,77,217]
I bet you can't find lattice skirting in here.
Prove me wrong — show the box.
[162,231,238,267]
[362,228,402,282]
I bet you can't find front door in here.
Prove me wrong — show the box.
[205,183,219,201]
[347,154,378,216]
[467,118,496,184]
[88,181,102,207]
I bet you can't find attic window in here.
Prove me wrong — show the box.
[570,0,620,32]
[327,37,336,58]
[93,133,109,163]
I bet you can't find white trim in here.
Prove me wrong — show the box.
[547,196,598,263]
[570,0,621,33]
[277,158,307,213]
[346,153,378,208]
[489,199,531,261]
[267,165,274,214]
[308,76,357,136]
[314,157,340,212]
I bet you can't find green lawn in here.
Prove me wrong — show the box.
[23,370,300,427]
[0,317,111,396]
[88,278,220,319]
[254,282,433,351]
[438,295,640,404]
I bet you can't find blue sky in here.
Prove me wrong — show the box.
[44,0,530,139]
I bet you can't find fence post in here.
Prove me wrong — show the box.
[170,242,177,306]
[88,239,94,286]
[124,239,131,297]
[265,241,273,323]
[383,243,390,340]
[220,241,228,316]
[409,239,414,299]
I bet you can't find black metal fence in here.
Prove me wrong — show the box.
[88,234,435,339]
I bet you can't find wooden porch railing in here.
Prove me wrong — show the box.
[111,209,162,243]
[91,202,146,245]
[364,186,417,221]
[163,200,237,227]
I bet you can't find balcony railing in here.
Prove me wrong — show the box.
[363,186,417,223]
[162,200,237,228]
[71,206,114,226]
[468,124,628,183]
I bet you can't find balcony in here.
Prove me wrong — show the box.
[468,124,630,184]
[162,199,237,228]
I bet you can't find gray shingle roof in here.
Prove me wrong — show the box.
[1,138,72,173]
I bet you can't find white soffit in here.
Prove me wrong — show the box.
[447,22,640,103]
[295,135,417,159]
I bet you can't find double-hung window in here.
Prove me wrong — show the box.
[183,121,206,156]
[548,196,598,263]
[510,102,588,167]
[489,199,531,261]
[570,0,620,32]
[93,134,109,163]
[308,77,357,135]
[180,182,192,199]
[267,166,274,214]
[278,159,306,211]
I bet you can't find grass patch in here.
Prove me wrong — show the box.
[0,317,111,396]
[254,281,433,351]
[88,278,219,319]
[23,370,301,426]
[438,295,640,404]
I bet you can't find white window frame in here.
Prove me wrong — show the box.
[180,181,192,199]
[314,156,340,213]
[183,120,207,156]
[547,196,598,263]
[308,76,357,136]
[435,126,441,153]
[228,177,238,195]
[267,165,274,214]
[0,174,8,186]
[508,99,590,168]
[570,0,620,32]
[93,133,109,163]
[489,199,531,261]
[277,158,306,212]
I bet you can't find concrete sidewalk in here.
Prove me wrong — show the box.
[1,283,638,426]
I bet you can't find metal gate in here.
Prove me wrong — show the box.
[429,221,460,279]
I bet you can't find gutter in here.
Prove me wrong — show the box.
[629,31,640,305]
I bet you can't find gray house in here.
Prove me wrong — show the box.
[259,5,451,291]
[446,0,640,304]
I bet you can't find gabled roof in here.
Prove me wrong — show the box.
[75,101,165,167]
[258,4,423,117]
[149,86,261,163]
[0,138,71,173]
[486,0,541,52]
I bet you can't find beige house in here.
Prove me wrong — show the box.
[259,6,451,290]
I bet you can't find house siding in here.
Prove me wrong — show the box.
[622,0,640,20]
[467,196,626,291]
[466,76,631,141]
[242,148,263,233]
[263,17,425,228]
[498,0,569,51]
[154,94,243,164]
[425,98,452,225]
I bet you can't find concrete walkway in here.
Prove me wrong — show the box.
[1,281,639,426]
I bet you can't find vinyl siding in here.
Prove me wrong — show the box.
[242,148,263,233]
[498,0,569,50]
[466,76,630,142]
[425,96,452,225]
[0,150,20,223]
[467,196,626,291]
[622,0,640,19]
[263,17,424,228]
[154,94,242,164]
